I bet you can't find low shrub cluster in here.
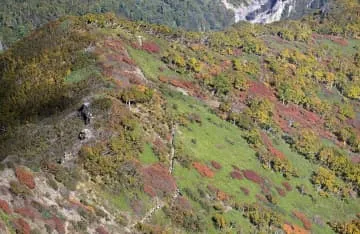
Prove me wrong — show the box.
[15,166,35,189]
[142,41,160,54]
[0,200,11,214]
[242,203,283,231]
[329,218,360,234]
[292,211,312,230]
[164,199,205,232]
[243,170,264,185]
[192,162,215,178]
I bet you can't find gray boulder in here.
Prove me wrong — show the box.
[79,129,92,140]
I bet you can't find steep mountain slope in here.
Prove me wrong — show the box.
[0,0,326,48]
[0,1,360,233]
[223,0,325,23]
[0,0,233,47]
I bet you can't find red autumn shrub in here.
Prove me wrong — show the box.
[143,184,156,197]
[0,200,11,214]
[293,211,312,230]
[167,79,207,100]
[193,162,215,178]
[211,161,222,170]
[53,216,66,234]
[274,102,332,140]
[103,39,124,51]
[142,163,177,197]
[122,56,136,65]
[283,223,310,234]
[13,218,30,234]
[260,132,286,160]
[282,181,292,191]
[240,187,250,196]
[243,170,264,185]
[170,79,194,90]
[276,187,286,197]
[142,41,160,53]
[14,207,38,221]
[96,226,109,234]
[15,167,35,189]
[248,81,276,101]
[174,196,192,210]
[230,171,243,180]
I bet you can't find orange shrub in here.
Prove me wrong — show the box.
[0,200,11,214]
[293,211,312,230]
[283,223,310,234]
[193,162,215,178]
[216,190,229,201]
[15,167,35,189]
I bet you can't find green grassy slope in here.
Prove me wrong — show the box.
[167,93,359,233]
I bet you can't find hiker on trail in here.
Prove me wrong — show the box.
[79,102,92,125]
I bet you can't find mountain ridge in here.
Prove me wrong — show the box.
[0,0,359,233]
[0,0,326,48]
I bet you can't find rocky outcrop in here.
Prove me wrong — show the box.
[222,0,325,24]
[79,129,92,141]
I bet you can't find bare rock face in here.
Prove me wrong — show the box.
[222,0,325,24]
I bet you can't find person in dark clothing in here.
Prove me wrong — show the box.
[79,102,92,125]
